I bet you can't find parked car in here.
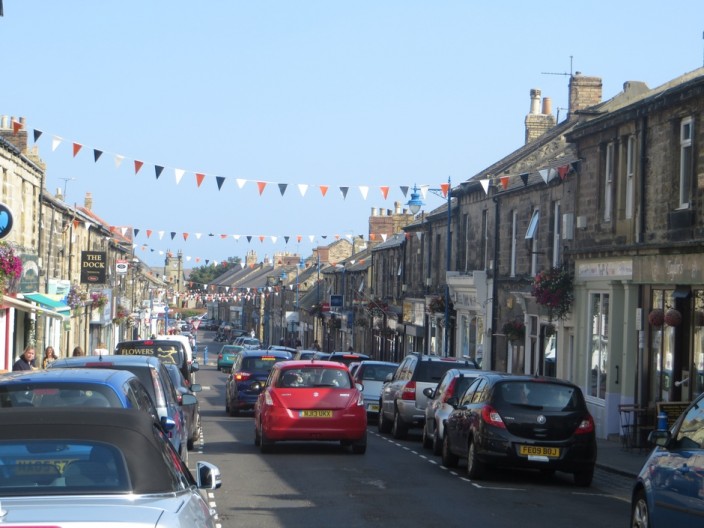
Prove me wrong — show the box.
[217,344,243,372]
[351,360,399,419]
[378,353,478,439]
[225,349,291,416]
[164,362,202,450]
[442,373,596,486]
[0,368,158,423]
[253,360,367,454]
[631,391,704,526]
[0,407,221,527]
[50,355,190,463]
[320,352,371,367]
[422,368,482,455]
[293,349,318,360]
[114,338,196,385]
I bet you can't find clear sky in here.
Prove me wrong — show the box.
[2,1,703,269]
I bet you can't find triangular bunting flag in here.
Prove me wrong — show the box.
[114,155,124,168]
[320,185,328,197]
[220,234,227,239]
[297,183,308,197]
[520,173,529,186]
[278,183,288,196]
[339,186,349,199]
[270,236,277,244]
[195,173,205,187]
[51,136,62,151]
[72,143,82,157]
[500,176,509,190]
[381,234,388,242]
[33,129,42,142]
[557,165,569,180]
[539,169,550,184]
[258,235,265,243]
[133,228,139,238]
[400,185,409,197]
[440,183,450,197]
[284,236,290,244]
[93,149,103,162]
[236,178,246,189]
[12,120,22,134]
[380,186,390,199]
[155,165,164,179]
[158,231,164,240]
[215,176,225,190]
[134,160,144,174]
[246,236,252,243]
[174,169,185,184]
[257,181,267,195]
[170,232,176,240]
[183,233,189,241]
[480,179,491,194]
[146,229,152,238]
[358,186,369,200]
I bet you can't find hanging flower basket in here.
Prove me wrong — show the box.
[665,309,682,327]
[502,319,526,343]
[531,266,574,321]
[0,241,22,298]
[544,323,556,338]
[90,291,109,310]
[366,298,388,318]
[648,308,664,327]
[428,295,445,314]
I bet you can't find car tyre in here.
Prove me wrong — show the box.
[391,409,408,440]
[441,433,459,468]
[254,424,261,446]
[466,439,485,480]
[421,422,433,449]
[351,431,367,455]
[573,466,594,487]
[378,404,392,434]
[631,489,649,528]
[432,426,442,456]
[260,427,274,453]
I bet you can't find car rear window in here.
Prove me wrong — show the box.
[496,381,585,411]
[361,364,397,382]
[414,360,466,383]
[241,355,288,372]
[0,384,122,408]
[115,342,185,367]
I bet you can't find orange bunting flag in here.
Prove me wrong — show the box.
[195,173,205,187]
[182,233,189,241]
[73,219,80,229]
[557,165,570,180]
[370,233,376,241]
[146,229,152,238]
[380,186,390,199]
[257,181,267,195]
[12,120,22,134]
[500,176,510,190]
[72,143,83,157]
[259,235,265,242]
[296,235,302,243]
[440,183,450,197]
[320,185,329,197]
[134,160,144,174]
[220,234,227,239]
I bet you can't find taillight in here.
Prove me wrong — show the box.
[481,405,506,428]
[443,378,458,402]
[401,381,417,401]
[357,391,364,406]
[235,371,252,381]
[575,414,595,435]
[264,392,273,405]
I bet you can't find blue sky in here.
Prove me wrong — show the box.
[2,1,703,268]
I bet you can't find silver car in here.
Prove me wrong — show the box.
[0,407,221,527]
[351,360,399,419]
[422,368,481,455]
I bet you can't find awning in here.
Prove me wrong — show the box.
[0,295,67,320]
[23,292,71,313]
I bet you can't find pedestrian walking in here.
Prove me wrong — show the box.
[42,346,58,369]
[13,346,36,371]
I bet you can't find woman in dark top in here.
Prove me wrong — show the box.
[12,346,36,371]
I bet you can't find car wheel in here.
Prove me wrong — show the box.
[391,409,408,440]
[378,404,392,434]
[466,439,485,480]
[187,437,195,450]
[631,489,649,528]
[351,431,367,454]
[573,466,594,487]
[254,423,261,446]
[260,427,274,453]
[432,426,442,456]
[421,422,433,449]
[441,432,459,467]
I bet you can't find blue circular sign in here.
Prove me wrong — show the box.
[0,202,14,239]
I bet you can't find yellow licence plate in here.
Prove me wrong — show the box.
[518,445,560,458]
[299,410,333,418]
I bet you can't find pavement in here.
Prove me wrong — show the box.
[596,436,651,478]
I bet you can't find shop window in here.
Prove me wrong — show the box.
[588,292,609,399]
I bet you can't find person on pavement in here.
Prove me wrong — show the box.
[13,346,36,371]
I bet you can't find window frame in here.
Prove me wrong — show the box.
[679,117,693,209]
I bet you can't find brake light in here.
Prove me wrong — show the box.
[235,371,252,381]
[85,362,112,367]
[575,414,595,435]
[401,381,417,400]
[264,392,274,405]
[481,405,506,428]
[443,378,458,402]
[357,391,365,406]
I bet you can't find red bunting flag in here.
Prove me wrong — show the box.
[259,235,265,242]
[12,120,22,134]
[500,176,510,190]
[146,229,152,238]
[440,183,450,197]
[182,233,189,241]
[195,173,205,187]
[134,160,144,174]
[257,182,267,195]
[320,185,328,197]
[380,186,390,199]
[557,165,570,180]
[72,143,83,157]
[296,235,302,243]
[220,234,227,239]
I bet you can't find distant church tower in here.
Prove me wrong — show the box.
[164,249,184,293]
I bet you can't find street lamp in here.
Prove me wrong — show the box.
[279,270,287,345]
[406,178,452,357]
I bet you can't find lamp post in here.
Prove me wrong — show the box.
[407,177,452,357]
[279,271,287,345]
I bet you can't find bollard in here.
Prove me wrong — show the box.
[657,410,668,431]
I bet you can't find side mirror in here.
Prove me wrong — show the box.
[250,381,265,393]
[181,394,198,406]
[190,361,200,372]
[190,383,202,393]
[446,396,459,408]
[196,461,222,490]
[355,382,364,391]
[160,416,176,432]
[648,429,671,447]
[384,373,393,382]
[422,387,435,399]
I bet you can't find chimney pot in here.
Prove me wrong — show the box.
[529,89,541,114]
[542,97,552,115]
[85,192,93,210]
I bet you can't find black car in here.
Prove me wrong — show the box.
[164,362,202,450]
[442,373,597,486]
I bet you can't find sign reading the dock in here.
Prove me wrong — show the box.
[80,251,107,284]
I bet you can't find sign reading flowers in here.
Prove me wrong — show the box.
[531,266,574,321]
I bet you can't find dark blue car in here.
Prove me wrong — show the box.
[225,349,292,416]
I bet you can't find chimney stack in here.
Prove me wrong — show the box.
[524,89,556,144]
[84,192,93,211]
[568,73,603,118]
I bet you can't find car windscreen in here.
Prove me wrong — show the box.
[241,355,288,372]
[496,381,584,411]
[361,364,397,382]
[0,440,129,495]
[0,384,123,409]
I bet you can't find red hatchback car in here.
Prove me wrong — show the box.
[253,360,367,454]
